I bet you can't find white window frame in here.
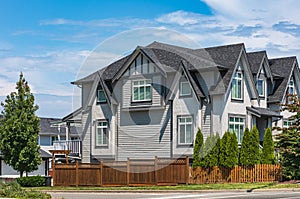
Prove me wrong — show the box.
[97,88,106,103]
[96,121,108,146]
[283,119,293,128]
[132,79,151,102]
[180,81,192,96]
[231,71,243,100]
[257,79,265,97]
[228,116,245,144]
[178,115,193,145]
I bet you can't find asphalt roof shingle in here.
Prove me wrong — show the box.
[268,56,296,103]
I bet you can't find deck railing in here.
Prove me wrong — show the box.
[53,140,81,157]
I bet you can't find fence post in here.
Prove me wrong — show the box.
[75,161,79,187]
[99,161,103,186]
[127,158,130,186]
[186,156,189,185]
[154,156,158,185]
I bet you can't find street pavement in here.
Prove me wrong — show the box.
[49,190,300,199]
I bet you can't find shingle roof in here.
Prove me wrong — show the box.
[201,43,244,92]
[247,51,267,74]
[39,117,79,136]
[268,56,296,103]
[246,106,281,118]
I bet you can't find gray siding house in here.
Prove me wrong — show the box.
[69,41,300,163]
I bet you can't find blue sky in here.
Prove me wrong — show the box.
[1,0,300,118]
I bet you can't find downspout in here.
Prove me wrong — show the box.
[169,99,173,158]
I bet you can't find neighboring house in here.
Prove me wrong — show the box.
[69,41,298,163]
[0,117,82,176]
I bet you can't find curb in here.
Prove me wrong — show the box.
[43,188,300,193]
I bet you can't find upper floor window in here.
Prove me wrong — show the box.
[180,82,192,97]
[97,88,106,103]
[132,80,151,102]
[283,119,293,128]
[229,116,245,144]
[288,79,295,95]
[232,71,243,100]
[178,116,193,145]
[257,79,265,97]
[96,121,108,146]
[286,79,295,104]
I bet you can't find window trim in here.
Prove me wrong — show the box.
[177,115,193,146]
[180,81,192,97]
[96,120,109,147]
[132,79,152,102]
[231,70,243,101]
[228,115,245,144]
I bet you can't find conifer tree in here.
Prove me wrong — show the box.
[239,127,260,166]
[275,95,300,180]
[219,131,237,168]
[261,128,275,164]
[226,132,239,167]
[0,73,41,177]
[208,133,220,167]
[192,128,204,167]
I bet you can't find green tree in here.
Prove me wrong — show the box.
[202,133,220,168]
[208,133,220,167]
[0,73,41,177]
[220,131,238,168]
[275,95,300,180]
[192,128,204,167]
[261,128,275,164]
[239,127,260,166]
[226,132,238,167]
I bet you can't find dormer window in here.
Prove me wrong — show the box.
[232,71,243,100]
[97,88,106,103]
[257,79,265,97]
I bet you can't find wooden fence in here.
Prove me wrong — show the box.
[191,164,282,184]
[53,156,189,186]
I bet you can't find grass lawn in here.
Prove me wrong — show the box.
[31,182,300,191]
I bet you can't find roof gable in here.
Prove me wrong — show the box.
[247,51,273,84]
[268,56,298,103]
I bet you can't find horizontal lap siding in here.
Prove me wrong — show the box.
[118,124,170,160]
[82,111,91,163]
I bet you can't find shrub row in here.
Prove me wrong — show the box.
[192,126,275,168]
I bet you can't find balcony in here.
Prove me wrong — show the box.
[53,140,82,158]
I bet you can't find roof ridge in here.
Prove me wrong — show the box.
[203,43,245,50]
[269,56,297,61]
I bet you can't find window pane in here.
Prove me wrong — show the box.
[139,87,144,100]
[186,117,192,123]
[133,87,138,100]
[103,128,107,145]
[146,86,151,100]
[229,117,234,122]
[181,82,191,96]
[180,125,185,143]
[229,124,234,132]
[186,124,192,143]
[97,129,102,145]
[237,80,242,98]
[98,90,106,102]
[232,79,236,98]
